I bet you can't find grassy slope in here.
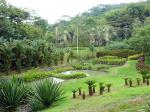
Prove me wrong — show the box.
[43,61,150,112]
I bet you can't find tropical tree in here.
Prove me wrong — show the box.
[0,43,13,75]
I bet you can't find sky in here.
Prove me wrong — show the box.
[7,0,143,24]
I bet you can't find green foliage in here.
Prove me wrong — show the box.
[106,41,130,50]
[22,67,86,82]
[56,72,86,79]
[93,56,127,65]
[128,54,143,60]
[31,79,64,111]
[0,39,68,74]
[85,80,96,86]
[0,76,30,111]
[96,49,139,58]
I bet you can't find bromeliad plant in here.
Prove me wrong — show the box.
[85,80,96,96]
[0,76,30,111]
[31,79,64,111]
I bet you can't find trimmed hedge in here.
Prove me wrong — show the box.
[22,67,86,82]
[54,72,86,79]
[128,54,144,60]
[93,56,127,65]
[96,49,139,58]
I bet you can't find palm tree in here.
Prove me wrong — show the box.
[106,84,112,92]
[72,89,77,98]
[0,43,13,75]
[99,82,105,95]
[140,69,149,83]
[85,80,96,96]
[12,41,25,73]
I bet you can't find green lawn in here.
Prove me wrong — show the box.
[43,60,150,112]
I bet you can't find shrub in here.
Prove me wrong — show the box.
[93,57,127,65]
[96,49,139,58]
[31,79,64,111]
[106,41,130,50]
[0,76,30,111]
[128,53,144,60]
[22,68,75,82]
[22,68,86,82]
[23,70,54,82]
[55,72,87,79]
[71,63,92,70]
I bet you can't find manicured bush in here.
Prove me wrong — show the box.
[128,54,144,60]
[22,67,76,82]
[96,49,139,58]
[31,79,64,111]
[55,72,87,79]
[72,63,92,70]
[93,57,127,65]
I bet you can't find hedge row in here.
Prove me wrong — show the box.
[128,54,144,60]
[21,67,87,82]
[96,49,139,58]
[93,57,127,65]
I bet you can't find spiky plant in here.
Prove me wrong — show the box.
[0,76,30,111]
[72,89,77,99]
[106,84,112,93]
[85,80,96,96]
[31,79,64,110]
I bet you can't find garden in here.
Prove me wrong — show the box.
[1,0,150,112]
[1,45,150,112]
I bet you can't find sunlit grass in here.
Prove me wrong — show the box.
[43,61,150,112]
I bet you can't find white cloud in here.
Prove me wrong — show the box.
[6,0,142,24]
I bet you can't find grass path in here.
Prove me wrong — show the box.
[43,60,150,112]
